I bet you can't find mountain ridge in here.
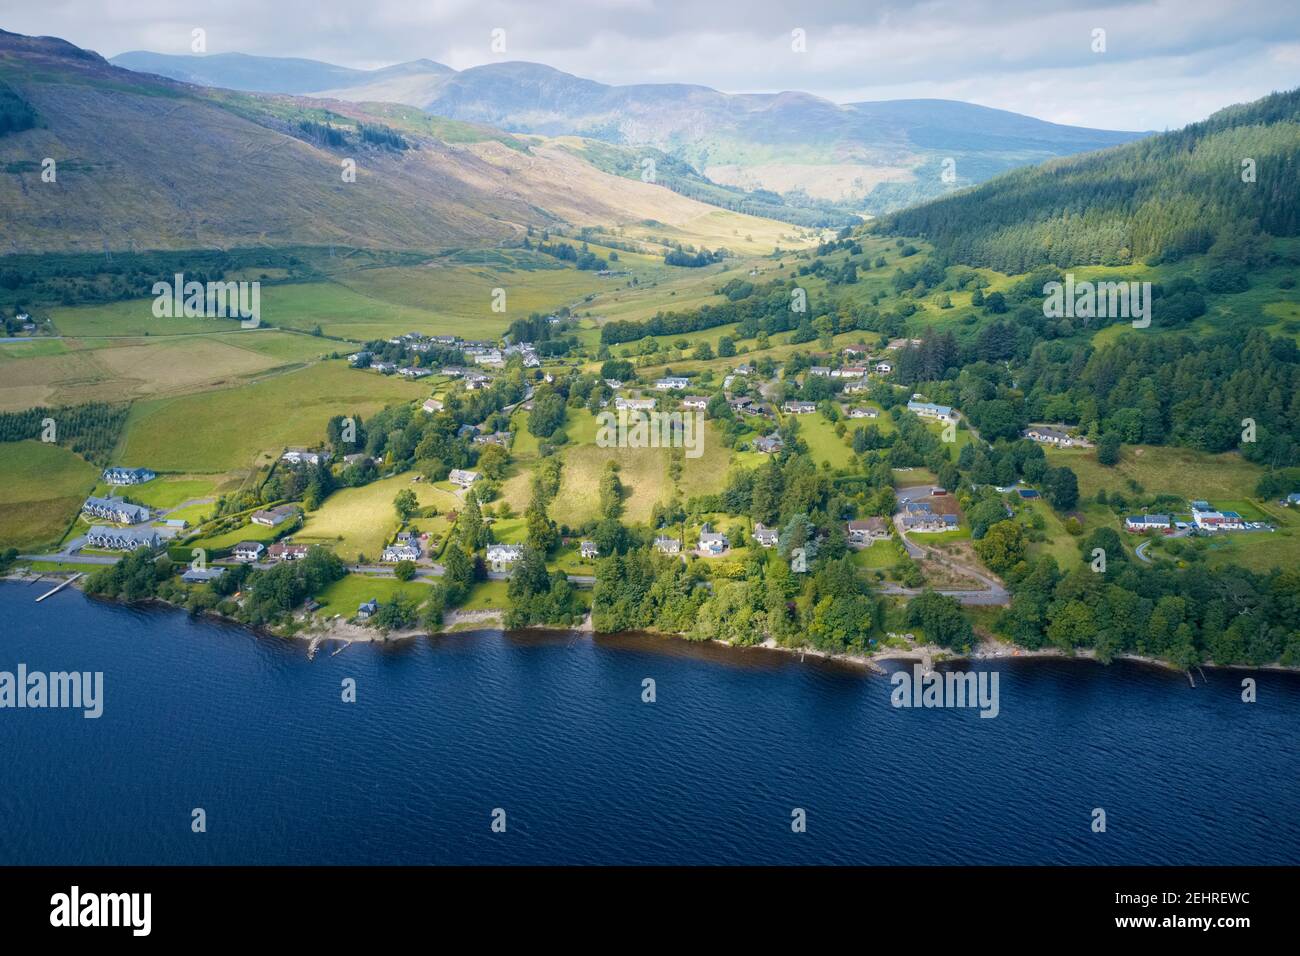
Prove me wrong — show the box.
[109,50,1149,213]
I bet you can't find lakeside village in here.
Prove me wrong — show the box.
[14,325,1300,668]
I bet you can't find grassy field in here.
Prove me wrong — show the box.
[87,476,218,511]
[313,573,434,616]
[549,410,734,527]
[1045,444,1263,503]
[0,440,99,550]
[458,579,510,611]
[851,539,906,569]
[792,412,855,469]
[295,473,461,562]
[116,362,427,472]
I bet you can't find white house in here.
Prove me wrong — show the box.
[580,540,599,559]
[281,449,322,466]
[267,542,311,561]
[1125,514,1171,532]
[808,366,832,377]
[1025,426,1077,446]
[615,396,656,411]
[382,541,421,562]
[655,377,690,390]
[842,378,871,394]
[252,504,299,527]
[449,469,480,488]
[681,396,709,410]
[422,398,444,414]
[654,535,682,555]
[782,401,816,414]
[697,525,728,555]
[102,467,155,485]
[233,541,265,562]
[752,523,779,548]
[487,544,524,571]
[873,361,894,374]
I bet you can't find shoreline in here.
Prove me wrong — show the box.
[5,571,1296,675]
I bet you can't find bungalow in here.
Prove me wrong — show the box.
[834,366,868,378]
[486,543,524,571]
[733,364,754,376]
[1125,514,1171,532]
[281,448,322,466]
[347,351,372,366]
[615,396,656,411]
[1025,426,1076,446]
[580,540,599,559]
[681,396,709,411]
[233,541,265,562]
[473,350,505,366]
[382,541,421,562]
[356,599,379,620]
[252,504,299,528]
[752,522,779,548]
[267,542,311,561]
[398,366,432,379]
[901,513,959,533]
[441,366,468,378]
[782,401,816,414]
[371,362,398,374]
[753,434,784,454]
[102,466,155,486]
[603,378,624,390]
[82,496,150,524]
[86,525,159,551]
[654,535,682,555]
[842,378,871,394]
[842,345,871,358]
[449,469,480,488]
[181,566,226,584]
[697,525,729,555]
[473,431,511,447]
[847,516,889,544]
[906,400,954,421]
[846,406,879,419]
[655,376,690,390]
[873,361,894,374]
[808,366,832,377]
[464,372,492,390]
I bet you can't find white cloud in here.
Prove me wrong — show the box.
[5,0,1297,128]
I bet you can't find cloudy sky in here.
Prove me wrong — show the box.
[7,0,1299,130]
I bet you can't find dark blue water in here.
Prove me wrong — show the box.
[1,581,1297,865]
